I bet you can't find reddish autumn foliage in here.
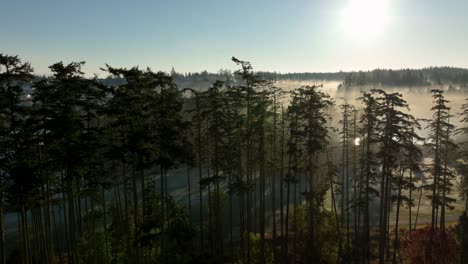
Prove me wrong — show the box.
[400,226,458,264]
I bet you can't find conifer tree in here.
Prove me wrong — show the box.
[371,89,420,264]
[287,85,333,262]
[426,89,456,231]
[357,91,379,263]
[0,54,34,264]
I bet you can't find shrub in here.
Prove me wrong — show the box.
[400,226,458,264]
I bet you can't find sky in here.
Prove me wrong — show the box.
[2,0,468,76]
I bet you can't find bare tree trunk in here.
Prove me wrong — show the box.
[159,163,165,264]
[327,148,343,264]
[284,112,296,263]
[187,167,192,227]
[392,172,403,263]
[285,177,291,263]
[196,96,204,250]
[279,106,285,262]
[378,162,388,264]
[432,108,441,230]
[60,173,71,263]
[352,109,358,260]
[271,96,278,260]
[0,194,5,264]
[121,164,132,258]
[207,183,213,257]
[345,118,350,253]
[76,178,83,240]
[260,125,266,264]
[102,184,109,263]
[246,85,252,264]
[228,170,233,259]
[356,139,366,263]
[409,170,413,233]
[364,108,373,264]
[21,206,30,264]
[131,166,140,263]
[293,174,297,263]
[45,182,54,263]
[440,120,450,231]
[414,187,423,229]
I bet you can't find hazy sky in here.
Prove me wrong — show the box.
[2,0,468,76]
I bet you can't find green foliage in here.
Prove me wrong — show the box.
[292,206,340,263]
[237,232,274,264]
[77,232,107,264]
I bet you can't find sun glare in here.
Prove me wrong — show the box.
[341,0,390,38]
[354,137,361,146]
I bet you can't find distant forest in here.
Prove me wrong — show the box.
[94,66,468,93]
[1,54,468,264]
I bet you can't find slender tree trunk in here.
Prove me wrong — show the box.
[352,109,358,260]
[140,158,145,216]
[307,114,316,261]
[228,170,233,259]
[346,133,350,254]
[44,182,54,263]
[293,173,297,264]
[285,177,291,263]
[21,206,30,264]
[271,96,278,260]
[131,166,140,263]
[327,148,342,264]
[207,184,213,257]
[62,171,76,263]
[196,96,204,250]
[17,212,24,264]
[122,163,132,258]
[379,100,394,264]
[414,187,423,229]
[239,191,246,264]
[409,170,413,233]
[159,163,165,264]
[0,194,4,264]
[213,132,223,261]
[378,161,388,263]
[187,167,192,227]
[392,173,403,263]
[432,107,441,230]
[260,123,266,264]
[386,171,392,260]
[440,120,450,231]
[76,178,83,240]
[30,209,37,262]
[284,112,296,263]
[435,187,440,228]
[279,106,285,262]
[364,107,373,264]
[102,184,109,263]
[341,129,346,234]
[245,85,252,264]
[461,213,468,264]
[356,139,365,263]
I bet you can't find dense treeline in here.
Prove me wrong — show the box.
[259,67,468,86]
[1,54,468,264]
[95,67,468,91]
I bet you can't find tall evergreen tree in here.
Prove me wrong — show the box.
[371,89,420,264]
[0,54,34,264]
[426,89,456,231]
[287,85,333,262]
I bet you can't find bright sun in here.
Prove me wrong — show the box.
[341,0,390,38]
